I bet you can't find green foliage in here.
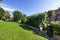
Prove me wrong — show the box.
[4,11,10,21]
[13,10,22,22]
[0,7,5,20]
[13,10,27,23]
[0,0,2,1]
[42,22,47,31]
[50,21,60,35]
[26,13,45,28]
[0,7,10,21]
[47,10,54,22]
[47,10,54,17]
[0,0,3,2]
[0,22,47,40]
[21,14,27,23]
[5,11,10,19]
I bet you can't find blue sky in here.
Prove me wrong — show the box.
[0,0,60,16]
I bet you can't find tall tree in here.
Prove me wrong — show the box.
[0,7,5,20]
[21,14,27,23]
[47,10,54,22]
[13,10,22,22]
[5,11,10,19]
[47,10,54,37]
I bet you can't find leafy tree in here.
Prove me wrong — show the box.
[26,13,45,28]
[47,10,54,22]
[0,0,3,2]
[47,10,54,37]
[13,10,22,22]
[5,11,10,20]
[0,7,5,20]
[21,14,27,23]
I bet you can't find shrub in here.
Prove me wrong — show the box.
[50,21,60,35]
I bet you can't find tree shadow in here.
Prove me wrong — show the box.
[32,29,48,38]
[19,24,56,40]
[19,24,33,30]
[19,24,48,39]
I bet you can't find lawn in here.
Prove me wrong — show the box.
[0,22,47,40]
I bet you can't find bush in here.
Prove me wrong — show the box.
[5,19,10,22]
[50,21,60,35]
[43,22,47,31]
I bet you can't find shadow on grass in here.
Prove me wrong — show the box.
[19,24,42,36]
[19,24,54,40]
[19,24,32,31]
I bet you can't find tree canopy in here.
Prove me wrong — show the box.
[0,7,5,20]
[13,10,22,22]
[47,10,54,22]
[5,11,10,19]
[47,10,54,17]
[0,0,3,2]
[26,12,45,28]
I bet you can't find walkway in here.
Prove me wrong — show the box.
[21,24,57,40]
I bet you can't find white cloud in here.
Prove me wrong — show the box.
[0,3,26,16]
[0,3,17,12]
[0,3,23,12]
[1,6,16,12]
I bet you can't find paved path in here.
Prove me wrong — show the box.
[54,35,60,40]
[21,24,57,40]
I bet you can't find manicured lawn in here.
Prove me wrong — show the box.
[0,22,47,40]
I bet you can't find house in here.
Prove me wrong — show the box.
[54,8,60,22]
[46,8,60,22]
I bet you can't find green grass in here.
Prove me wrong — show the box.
[0,22,47,40]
